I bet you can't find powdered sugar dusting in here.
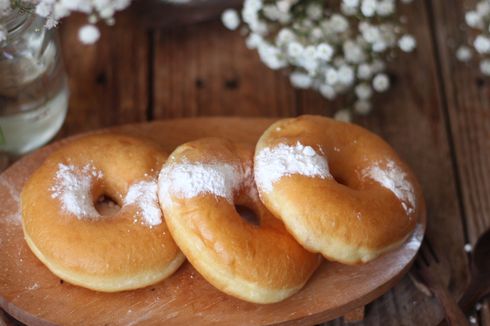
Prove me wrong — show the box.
[254,142,332,193]
[50,163,103,218]
[158,162,242,207]
[364,160,416,215]
[124,181,162,226]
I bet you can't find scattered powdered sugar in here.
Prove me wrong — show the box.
[50,163,103,219]
[254,142,332,193]
[124,181,162,226]
[364,160,416,215]
[158,162,242,207]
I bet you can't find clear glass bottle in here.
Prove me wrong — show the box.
[0,9,69,155]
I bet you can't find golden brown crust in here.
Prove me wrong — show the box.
[158,138,321,304]
[21,133,185,292]
[255,115,424,264]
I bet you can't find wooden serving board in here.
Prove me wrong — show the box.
[0,118,426,326]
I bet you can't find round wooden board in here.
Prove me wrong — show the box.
[0,118,426,326]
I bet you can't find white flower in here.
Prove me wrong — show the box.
[288,41,304,57]
[306,3,323,20]
[372,41,388,52]
[465,11,483,29]
[78,24,100,44]
[319,84,336,99]
[222,9,240,30]
[263,5,281,20]
[361,0,376,17]
[343,0,360,7]
[258,43,287,69]
[477,1,490,16]
[361,24,381,43]
[246,33,263,49]
[341,3,358,16]
[276,28,295,46]
[298,45,318,74]
[456,46,472,62]
[377,0,395,16]
[355,83,373,99]
[337,64,355,86]
[290,72,312,89]
[354,100,372,114]
[329,14,349,33]
[373,73,390,92]
[398,34,416,52]
[277,0,297,13]
[315,43,334,61]
[474,35,490,54]
[480,59,490,75]
[357,63,373,79]
[343,40,366,63]
[325,67,339,85]
[334,109,352,122]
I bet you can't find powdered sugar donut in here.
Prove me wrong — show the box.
[21,133,185,292]
[158,138,321,304]
[254,115,424,264]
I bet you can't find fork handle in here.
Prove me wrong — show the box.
[431,284,469,326]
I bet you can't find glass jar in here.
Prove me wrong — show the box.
[0,9,69,156]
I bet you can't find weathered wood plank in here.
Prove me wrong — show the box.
[58,11,150,136]
[153,20,297,118]
[429,0,490,323]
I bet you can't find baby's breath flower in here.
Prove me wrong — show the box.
[78,24,100,44]
[480,58,490,75]
[319,84,336,99]
[373,73,390,92]
[354,100,372,114]
[474,34,490,54]
[338,64,355,86]
[276,28,295,45]
[361,0,377,17]
[315,43,334,61]
[287,41,303,57]
[357,63,373,79]
[225,0,416,118]
[377,0,395,16]
[329,14,349,33]
[334,109,352,122]
[465,11,483,29]
[456,46,472,62]
[355,83,373,100]
[398,34,416,52]
[343,40,366,63]
[290,71,312,88]
[306,3,322,20]
[222,9,240,30]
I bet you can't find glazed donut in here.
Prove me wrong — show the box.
[21,133,185,292]
[254,115,424,264]
[158,138,321,304]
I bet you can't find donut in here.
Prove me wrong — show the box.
[21,133,185,292]
[158,138,321,304]
[254,115,424,264]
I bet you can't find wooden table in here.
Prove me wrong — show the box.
[3,1,490,325]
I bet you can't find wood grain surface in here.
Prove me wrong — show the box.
[1,0,488,324]
[0,118,424,326]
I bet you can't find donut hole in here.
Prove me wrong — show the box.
[235,205,260,226]
[94,195,121,216]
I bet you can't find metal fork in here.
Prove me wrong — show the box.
[414,240,469,326]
